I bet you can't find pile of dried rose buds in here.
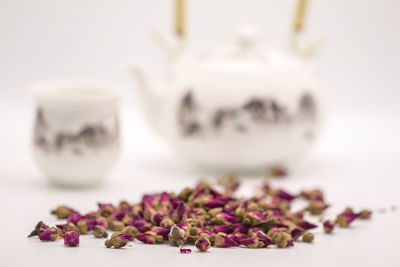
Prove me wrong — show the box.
[28,175,372,252]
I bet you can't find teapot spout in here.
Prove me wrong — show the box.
[130,62,165,136]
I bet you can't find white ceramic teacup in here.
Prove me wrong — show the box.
[32,82,120,187]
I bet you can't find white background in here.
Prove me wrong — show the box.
[0,0,399,266]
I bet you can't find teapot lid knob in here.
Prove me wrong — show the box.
[236,25,260,49]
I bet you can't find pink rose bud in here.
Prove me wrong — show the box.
[39,228,59,241]
[195,236,211,252]
[64,231,80,247]
[323,220,335,233]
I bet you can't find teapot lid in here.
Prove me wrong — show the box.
[175,25,314,78]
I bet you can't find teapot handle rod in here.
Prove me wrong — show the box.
[175,0,185,39]
[294,0,307,33]
[291,0,324,59]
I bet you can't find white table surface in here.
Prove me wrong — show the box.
[1,102,399,267]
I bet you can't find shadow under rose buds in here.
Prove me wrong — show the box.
[64,231,80,247]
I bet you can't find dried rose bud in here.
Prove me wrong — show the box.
[269,166,288,177]
[121,226,138,240]
[208,207,223,217]
[297,221,318,230]
[151,212,164,225]
[195,236,211,251]
[336,211,361,228]
[239,236,259,248]
[272,232,293,248]
[108,211,126,222]
[96,217,108,229]
[212,212,237,225]
[233,223,248,234]
[56,223,80,234]
[160,217,175,228]
[243,211,266,226]
[93,225,108,238]
[217,173,239,196]
[168,225,187,247]
[214,232,239,247]
[295,210,305,219]
[178,187,194,202]
[234,201,248,217]
[98,203,116,217]
[170,202,189,223]
[130,218,151,232]
[84,211,99,219]
[67,213,84,225]
[110,220,125,231]
[28,221,49,238]
[256,231,271,247]
[323,220,335,233]
[344,207,354,213]
[105,232,132,248]
[76,220,88,234]
[51,205,77,219]
[290,227,303,240]
[64,231,79,247]
[39,228,59,241]
[360,209,372,219]
[212,225,234,234]
[136,231,164,244]
[241,203,254,213]
[302,231,314,243]
[306,200,329,215]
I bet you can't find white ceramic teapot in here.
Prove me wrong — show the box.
[131,26,322,172]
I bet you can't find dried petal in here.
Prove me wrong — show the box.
[297,221,318,230]
[180,248,192,254]
[336,211,361,227]
[276,190,296,201]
